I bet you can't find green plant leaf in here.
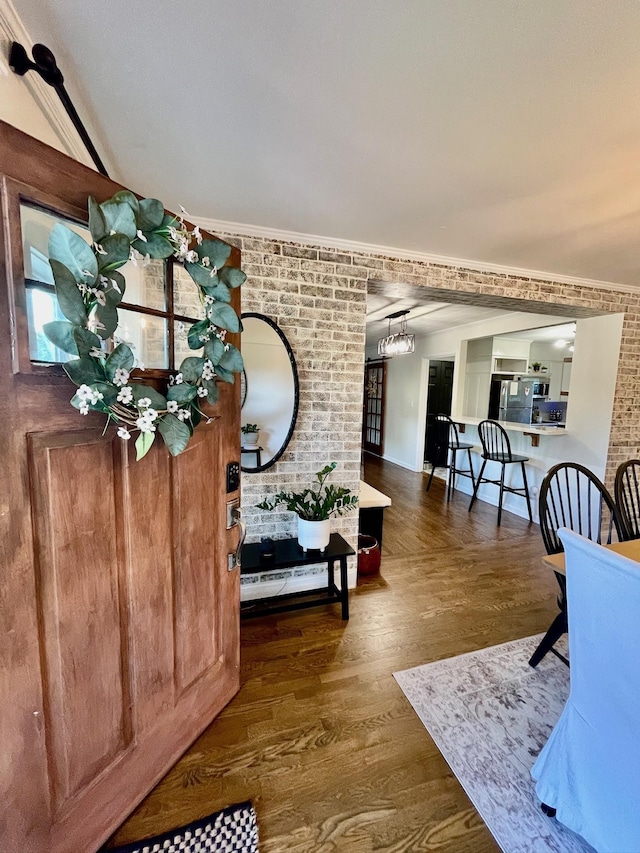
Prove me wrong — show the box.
[98,233,131,271]
[131,384,167,410]
[50,259,87,326]
[179,356,205,383]
[132,232,174,259]
[94,303,118,339]
[107,269,127,300]
[100,200,137,241]
[214,365,234,384]
[201,378,219,403]
[111,190,140,215]
[218,266,246,289]
[137,198,165,231]
[184,260,221,291]
[201,280,231,303]
[49,224,98,285]
[190,403,202,428]
[105,343,135,381]
[167,383,197,404]
[73,326,101,357]
[218,343,244,373]
[197,237,232,270]
[204,337,226,364]
[135,430,155,461]
[64,356,105,386]
[187,319,211,350]
[158,414,191,456]
[43,320,78,355]
[88,197,108,243]
[209,301,240,332]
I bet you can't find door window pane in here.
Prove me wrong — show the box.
[116,309,168,370]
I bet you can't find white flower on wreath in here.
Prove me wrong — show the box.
[202,360,215,381]
[166,400,179,413]
[177,409,190,421]
[117,386,133,404]
[117,426,131,440]
[197,387,208,397]
[138,397,152,408]
[113,368,130,387]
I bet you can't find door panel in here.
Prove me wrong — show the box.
[0,121,242,853]
[363,360,386,455]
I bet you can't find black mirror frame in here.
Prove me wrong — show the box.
[240,312,299,473]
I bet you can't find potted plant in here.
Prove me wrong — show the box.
[256,462,358,551]
[530,362,547,373]
[241,423,260,446]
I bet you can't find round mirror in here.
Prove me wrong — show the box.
[241,313,299,472]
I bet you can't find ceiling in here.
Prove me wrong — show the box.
[12,1,640,290]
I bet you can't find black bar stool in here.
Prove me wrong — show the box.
[426,414,476,501]
[468,419,533,526]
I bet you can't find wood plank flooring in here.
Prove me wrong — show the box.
[107,455,557,853]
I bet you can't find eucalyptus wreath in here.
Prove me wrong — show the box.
[43,190,245,460]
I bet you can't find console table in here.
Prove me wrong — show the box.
[240,533,355,620]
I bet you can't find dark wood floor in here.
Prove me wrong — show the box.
[108,455,557,853]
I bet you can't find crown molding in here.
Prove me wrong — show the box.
[196,214,637,295]
[0,0,94,168]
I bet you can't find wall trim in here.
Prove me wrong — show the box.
[0,0,94,168]
[197,214,637,295]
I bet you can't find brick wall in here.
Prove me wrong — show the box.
[212,229,640,591]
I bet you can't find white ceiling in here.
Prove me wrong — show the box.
[12,0,640,288]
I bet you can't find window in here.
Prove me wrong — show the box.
[20,203,205,372]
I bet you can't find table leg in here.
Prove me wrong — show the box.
[328,558,335,595]
[339,556,349,620]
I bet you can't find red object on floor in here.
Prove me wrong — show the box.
[358,534,381,576]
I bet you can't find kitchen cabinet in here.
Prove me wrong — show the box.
[561,358,572,396]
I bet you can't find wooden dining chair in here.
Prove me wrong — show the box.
[614,459,640,540]
[468,419,533,526]
[426,414,476,501]
[528,461,625,668]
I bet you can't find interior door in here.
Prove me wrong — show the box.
[424,360,454,464]
[0,121,242,853]
[363,359,386,455]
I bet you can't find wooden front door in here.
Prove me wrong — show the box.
[0,122,242,853]
[424,360,454,464]
[363,359,386,456]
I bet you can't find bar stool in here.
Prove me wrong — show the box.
[426,414,476,501]
[468,419,533,526]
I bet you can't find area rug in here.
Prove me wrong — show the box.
[106,801,259,853]
[394,635,595,853]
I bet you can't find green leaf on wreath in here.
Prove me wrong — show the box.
[100,200,137,241]
[158,414,191,456]
[197,238,232,270]
[64,356,105,386]
[111,190,140,215]
[190,404,202,429]
[73,326,101,357]
[50,259,88,326]
[218,343,244,373]
[98,233,131,271]
[132,232,174,259]
[88,197,108,243]
[187,319,210,350]
[43,320,78,355]
[94,303,118,339]
[184,260,220,291]
[202,378,219,402]
[179,356,205,383]
[201,280,231,303]
[218,266,247,289]
[106,343,135,381]
[131,384,167,410]
[204,337,226,364]
[49,224,98,285]
[105,269,126,301]
[137,198,165,231]
[167,383,197,404]
[209,301,240,332]
[214,365,235,384]
[135,430,155,461]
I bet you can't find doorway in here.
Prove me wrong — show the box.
[363,359,386,456]
[424,359,454,465]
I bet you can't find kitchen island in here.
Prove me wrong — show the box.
[455,416,568,447]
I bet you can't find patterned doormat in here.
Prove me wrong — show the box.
[106,801,259,853]
[394,635,594,853]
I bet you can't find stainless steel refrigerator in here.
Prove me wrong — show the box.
[498,379,536,424]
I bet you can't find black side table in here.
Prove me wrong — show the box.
[240,533,355,620]
[241,445,263,467]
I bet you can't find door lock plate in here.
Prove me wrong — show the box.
[226,497,240,529]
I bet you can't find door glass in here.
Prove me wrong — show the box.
[116,309,169,370]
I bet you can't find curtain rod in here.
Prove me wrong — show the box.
[9,41,110,177]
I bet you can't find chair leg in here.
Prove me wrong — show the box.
[469,460,486,512]
[447,449,456,501]
[426,459,436,492]
[521,461,533,522]
[497,463,506,526]
[528,610,568,668]
[466,447,476,490]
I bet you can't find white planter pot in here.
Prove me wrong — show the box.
[297,517,330,552]
[241,431,259,446]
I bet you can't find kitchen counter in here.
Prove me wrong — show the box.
[454,416,568,446]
